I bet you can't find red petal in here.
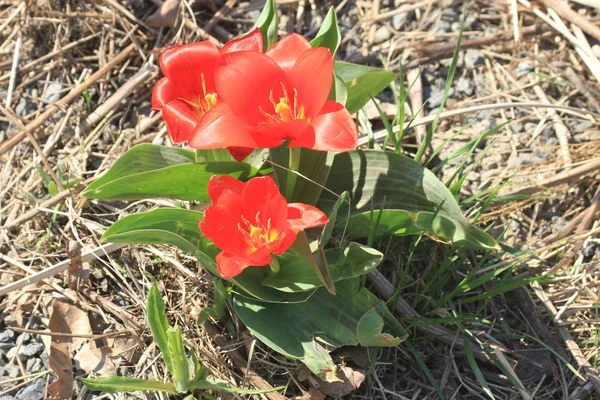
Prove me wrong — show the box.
[160,42,220,100]
[221,28,263,54]
[266,33,311,75]
[161,100,200,143]
[287,203,329,231]
[200,205,248,256]
[241,177,288,231]
[188,103,259,150]
[227,147,254,162]
[215,51,287,125]
[151,77,178,109]
[290,47,332,119]
[309,101,358,152]
[252,119,310,142]
[271,228,297,255]
[207,174,244,202]
[246,246,275,267]
[216,251,251,278]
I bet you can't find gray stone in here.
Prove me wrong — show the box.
[464,49,484,68]
[374,25,392,43]
[0,341,14,350]
[392,12,408,30]
[441,8,459,22]
[0,396,16,400]
[4,363,19,378]
[456,76,474,95]
[583,243,596,258]
[432,19,451,34]
[17,378,45,400]
[0,329,15,342]
[569,120,594,131]
[4,315,17,327]
[17,342,44,360]
[509,220,520,231]
[515,61,533,77]
[15,97,32,117]
[43,82,63,103]
[7,346,17,359]
[25,358,42,374]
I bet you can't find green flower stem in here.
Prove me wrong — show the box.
[284,147,301,201]
[268,257,280,277]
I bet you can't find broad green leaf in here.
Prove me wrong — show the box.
[80,377,176,394]
[190,377,285,394]
[101,209,218,274]
[146,285,174,376]
[310,7,341,57]
[83,144,257,201]
[189,351,210,383]
[234,278,405,376]
[317,150,498,251]
[270,146,334,205]
[321,191,348,246]
[253,0,278,50]
[167,326,189,392]
[357,308,402,346]
[289,230,336,294]
[263,242,382,292]
[102,208,312,303]
[330,73,348,105]
[335,62,396,113]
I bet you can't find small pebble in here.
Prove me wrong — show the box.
[392,12,408,30]
[0,329,15,342]
[464,49,484,68]
[17,378,45,400]
[456,76,474,96]
[515,61,533,77]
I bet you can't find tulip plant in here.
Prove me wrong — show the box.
[82,0,498,390]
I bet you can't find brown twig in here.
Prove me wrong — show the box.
[539,0,600,42]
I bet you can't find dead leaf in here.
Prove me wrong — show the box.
[315,366,366,399]
[74,343,120,376]
[47,293,93,399]
[146,0,180,28]
[47,298,75,399]
[107,334,141,363]
[294,388,326,400]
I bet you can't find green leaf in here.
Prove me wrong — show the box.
[289,230,336,295]
[253,0,278,50]
[317,150,498,251]
[147,285,175,376]
[357,308,402,346]
[234,278,405,376]
[101,209,219,274]
[197,278,230,323]
[168,326,189,392]
[190,377,285,394]
[270,146,334,205]
[80,377,177,394]
[330,73,348,104]
[310,7,341,57]
[321,191,348,246]
[335,62,396,113]
[263,242,382,293]
[101,208,313,303]
[83,144,257,201]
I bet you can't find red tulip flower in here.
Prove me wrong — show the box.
[199,175,329,278]
[151,29,263,160]
[188,34,358,156]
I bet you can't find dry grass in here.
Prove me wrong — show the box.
[0,0,599,399]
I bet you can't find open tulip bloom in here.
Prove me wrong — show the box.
[153,31,358,162]
[151,29,263,160]
[199,175,329,278]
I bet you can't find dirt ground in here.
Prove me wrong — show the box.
[1,0,600,399]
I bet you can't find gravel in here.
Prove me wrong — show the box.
[17,378,45,400]
[515,61,533,77]
[456,76,474,96]
[464,49,484,68]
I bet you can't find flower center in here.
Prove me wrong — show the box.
[179,73,218,118]
[260,82,307,123]
[238,212,280,253]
